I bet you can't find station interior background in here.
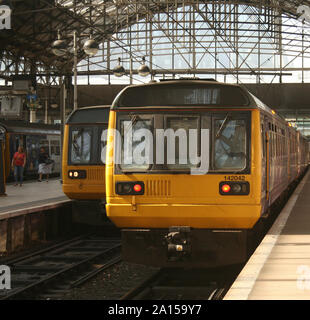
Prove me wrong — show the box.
[1,0,310,136]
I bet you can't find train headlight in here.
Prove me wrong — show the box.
[123,184,132,193]
[232,184,242,193]
[68,170,86,179]
[116,181,144,195]
[219,181,250,195]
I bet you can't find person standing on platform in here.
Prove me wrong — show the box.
[11,146,26,187]
[38,147,52,182]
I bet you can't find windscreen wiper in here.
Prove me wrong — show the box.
[130,113,139,126]
[124,113,140,134]
[216,113,231,138]
[72,129,83,156]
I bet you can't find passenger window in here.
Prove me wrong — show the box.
[261,124,265,157]
[51,140,60,156]
[40,139,49,151]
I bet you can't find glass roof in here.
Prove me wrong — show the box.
[2,1,310,134]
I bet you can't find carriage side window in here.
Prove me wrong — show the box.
[26,135,42,171]
[272,133,275,158]
[261,124,266,157]
[70,128,92,164]
[51,140,60,156]
[214,117,247,171]
[40,139,49,152]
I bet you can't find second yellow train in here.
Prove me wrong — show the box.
[62,105,110,200]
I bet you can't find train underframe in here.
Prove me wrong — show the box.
[121,227,250,268]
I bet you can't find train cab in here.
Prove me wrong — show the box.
[62,105,110,200]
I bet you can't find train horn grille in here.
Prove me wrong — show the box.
[145,180,171,196]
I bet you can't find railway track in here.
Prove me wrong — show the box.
[121,266,239,300]
[0,235,121,300]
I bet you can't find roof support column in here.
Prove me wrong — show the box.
[73,30,78,110]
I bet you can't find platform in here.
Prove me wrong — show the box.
[1,179,70,219]
[0,179,72,254]
[224,169,310,300]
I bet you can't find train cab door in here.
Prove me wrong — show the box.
[262,117,270,212]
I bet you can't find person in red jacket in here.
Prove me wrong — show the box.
[11,146,26,186]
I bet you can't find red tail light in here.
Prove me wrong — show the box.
[133,184,142,192]
[221,184,231,193]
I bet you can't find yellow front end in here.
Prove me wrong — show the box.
[106,110,262,229]
[62,125,106,200]
[105,109,262,267]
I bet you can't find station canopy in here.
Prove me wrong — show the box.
[0,1,310,79]
[1,0,310,134]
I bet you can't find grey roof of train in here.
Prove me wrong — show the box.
[0,120,60,135]
[111,80,274,114]
[66,105,110,124]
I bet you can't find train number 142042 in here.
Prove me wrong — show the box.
[224,175,246,181]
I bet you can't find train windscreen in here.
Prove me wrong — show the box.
[69,126,107,165]
[114,84,249,108]
[115,111,250,174]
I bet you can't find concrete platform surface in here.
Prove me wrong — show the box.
[1,179,69,218]
[224,169,310,300]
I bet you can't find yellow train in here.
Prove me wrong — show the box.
[62,105,110,200]
[105,80,309,268]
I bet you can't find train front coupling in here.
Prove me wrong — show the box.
[165,226,191,261]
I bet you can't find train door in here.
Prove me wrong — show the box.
[263,117,270,208]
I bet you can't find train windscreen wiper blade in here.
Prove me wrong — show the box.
[124,113,140,135]
[216,113,231,138]
[72,129,83,157]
